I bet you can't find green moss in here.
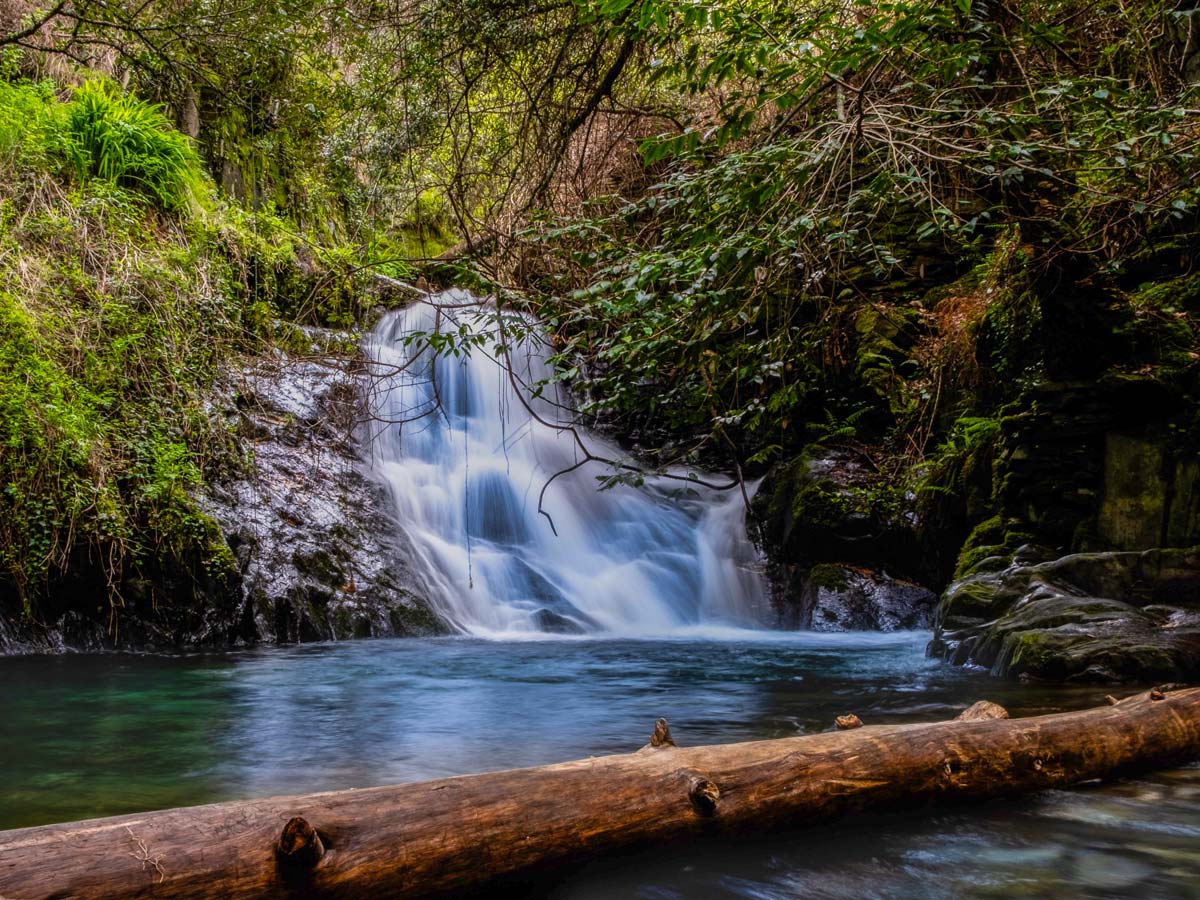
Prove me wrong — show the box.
[971,227,1042,382]
[953,516,1035,579]
[808,564,851,592]
[964,514,1004,549]
[790,481,852,528]
[942,579,1008,621]
[198,513,238,582]
[851,304,923,415]
[1116,271,1200,369]
[1130,270,1200,311]
[1004,630,1056,674]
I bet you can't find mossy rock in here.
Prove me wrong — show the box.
[954,515,1004,578]
[939,576,1023,627]
[933,546,1200,683]
[807,563,852,592]
[790,481,856,530]
[388,601,445,636]
[851,304,924,411]
[754,447,924,585]
[995,627,1195,683]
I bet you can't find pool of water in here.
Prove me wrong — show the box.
[1,634,1197,898]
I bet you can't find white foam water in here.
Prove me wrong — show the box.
[365,292,769,636]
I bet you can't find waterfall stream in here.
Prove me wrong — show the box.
[365,292,769,637]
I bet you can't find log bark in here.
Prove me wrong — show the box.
[2,688,1198,900]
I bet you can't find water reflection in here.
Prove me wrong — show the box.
[1,636,1196,898]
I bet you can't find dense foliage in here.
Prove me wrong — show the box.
[0,78,230,604]
[1,0,1197,618]
[517,0,1200,470]
[0,73,370,609]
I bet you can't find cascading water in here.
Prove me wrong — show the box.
[365,291,769,637]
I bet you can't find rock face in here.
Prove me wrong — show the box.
[992,378,1198,554]
[205,332,443,643]
[791,565,936,632]
[0,329,443,654]
[927,368,1200,683]
[929,547,1200,683]
[754,449,923,582]
[753,448,939,632]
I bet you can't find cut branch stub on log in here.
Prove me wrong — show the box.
[686,773,721,816]
[835,714,863,730]
[1,688,1199,900]
[957,701,1009,721]
[276,816,325,870]
[649,717,675,748]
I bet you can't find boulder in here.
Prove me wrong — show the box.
[753,448,937,618]
[788,564,936,632]
[203,328,444,644]
[754,449,919,573]
[930,547,1200,682]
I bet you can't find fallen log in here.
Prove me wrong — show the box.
[1,687,1198,900]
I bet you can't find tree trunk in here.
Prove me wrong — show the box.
[1,688,1198,900]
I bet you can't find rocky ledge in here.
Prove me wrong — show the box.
[0,328,443,654]
[786,564,936,632]
[753,448,938,633]
[206,331,443,643]
[929,547,1200,683]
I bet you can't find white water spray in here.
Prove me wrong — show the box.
[365,292,768,637]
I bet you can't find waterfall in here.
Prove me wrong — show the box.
[365,291,769,637]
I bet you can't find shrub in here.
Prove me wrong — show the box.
[61,81,205,212]
[0,79,58,167]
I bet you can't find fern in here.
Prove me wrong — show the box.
[61,81,204,212]
[808,407,870,446]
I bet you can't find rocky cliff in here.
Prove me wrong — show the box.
[0,328,443,654]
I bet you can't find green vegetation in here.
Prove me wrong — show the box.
[0,77,234,606]
[0,73,372,613]
[1,0,1197,629]
[62,82,206,212]
[520,0,1197,450]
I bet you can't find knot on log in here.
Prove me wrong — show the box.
[1151,688,1166,701]
[956,701,1009,722]
[835,714,863,730]
[649,718,676,748]
[687,775,720,816]
[277,817,325,870]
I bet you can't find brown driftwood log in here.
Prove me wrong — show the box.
[1,687,1198,900]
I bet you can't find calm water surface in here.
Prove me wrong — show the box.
[2,633,1197,898]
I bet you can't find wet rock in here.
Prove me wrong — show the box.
[0,328,443,654]
[754,449,921,576]
[753,448,938,625]
[788,564,936,632]
[931,547,1200,682]
[530,609,587,634]
[201,330,444,644]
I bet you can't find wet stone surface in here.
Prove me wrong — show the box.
[930,547,1200,683]
[203,330,444,644]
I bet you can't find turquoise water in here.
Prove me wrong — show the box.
[2,634,1198,898]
